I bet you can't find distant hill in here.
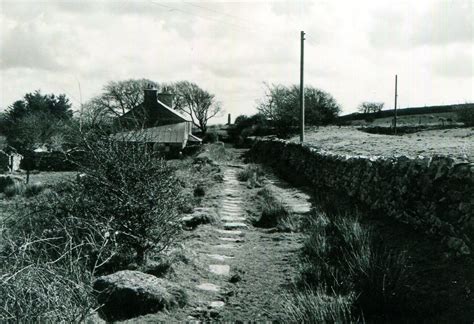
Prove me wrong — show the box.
[338,103,474,122]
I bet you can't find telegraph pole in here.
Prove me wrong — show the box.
[394,74,398,134]
[300,31,305,143]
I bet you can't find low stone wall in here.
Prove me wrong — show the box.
[249,138,474,256]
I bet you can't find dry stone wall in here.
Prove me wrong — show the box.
[249,138,474,256]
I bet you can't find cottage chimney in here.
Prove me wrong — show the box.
[144,84,158,106]
[157,93,174,108]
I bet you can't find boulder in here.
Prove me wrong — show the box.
[181,211,217,229]
[193,151,217,166]
[93,270,186,321]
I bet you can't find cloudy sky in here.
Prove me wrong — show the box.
[0,0,472,123]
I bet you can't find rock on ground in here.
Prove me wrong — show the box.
[181,211,217,229]
[93,270,187,321]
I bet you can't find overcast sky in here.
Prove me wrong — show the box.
[1,0,473,123]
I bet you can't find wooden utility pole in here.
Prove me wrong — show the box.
[300,31,305,143]
[394,74,398,134]
[77,79,83,132]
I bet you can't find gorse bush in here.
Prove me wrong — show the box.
[1,132,187,321]
[6,135,185,269]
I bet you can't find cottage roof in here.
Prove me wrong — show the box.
[112,122,189,144]
[156,99,189,122]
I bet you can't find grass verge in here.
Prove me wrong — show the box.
[285,209,415,322]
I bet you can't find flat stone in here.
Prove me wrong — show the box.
[209,264,230,276]
[207,254,234,261]
[197,283,220,292]
[221,209,242,214]
[221,211,242,216]
[222,203,241,207]
[219,237,243,242]
[212,243,237,249]
[221,204,241,208]
[221,216,246,222]
[215,229,242,235]
[209,301,225,308]
[224,222,248,230]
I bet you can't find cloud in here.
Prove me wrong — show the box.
[413,1,473,46]
[434,50,473,78]
[1,19,63,71]
[369,1,473,49]
[0,0,473,120]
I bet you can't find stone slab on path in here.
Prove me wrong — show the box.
[221,216,246,222]
[209,264,230,276]
[223,222,248,230]
[215,229,243,235]
[209,301,225,308]
[212,243,238,249]
[219,237,243,242]
[197,283,220,292]
[207,254,234,261]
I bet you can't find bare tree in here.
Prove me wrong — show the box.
[172,81,222,133]
[358,102,384,114]
[88,79,159,117]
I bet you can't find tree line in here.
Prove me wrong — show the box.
[0,79,223,153]
[1,77,396,153]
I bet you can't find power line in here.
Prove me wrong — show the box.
[150,1,263,36]
[183,2,270,31]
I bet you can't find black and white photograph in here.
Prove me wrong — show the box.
[0,0,473,322]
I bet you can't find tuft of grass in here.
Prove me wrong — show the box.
[253,187,298,232]
[299,210,414,319]
[3,182,26,198]
[256,201,289,228]
[24,182,45,198]
[0,234,96,322]
[237,164,264,187]
[193,184,206,197]
[283,288,355,323]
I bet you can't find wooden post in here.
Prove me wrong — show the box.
[300,31,305,143]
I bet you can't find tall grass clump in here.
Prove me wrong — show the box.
[283,288,355,323]
[24,182,45,197]
[293,209,414,320]
[0,234,96,322]
[252,187,298,232]
[3,182,25,198]
[237,164,264,187]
